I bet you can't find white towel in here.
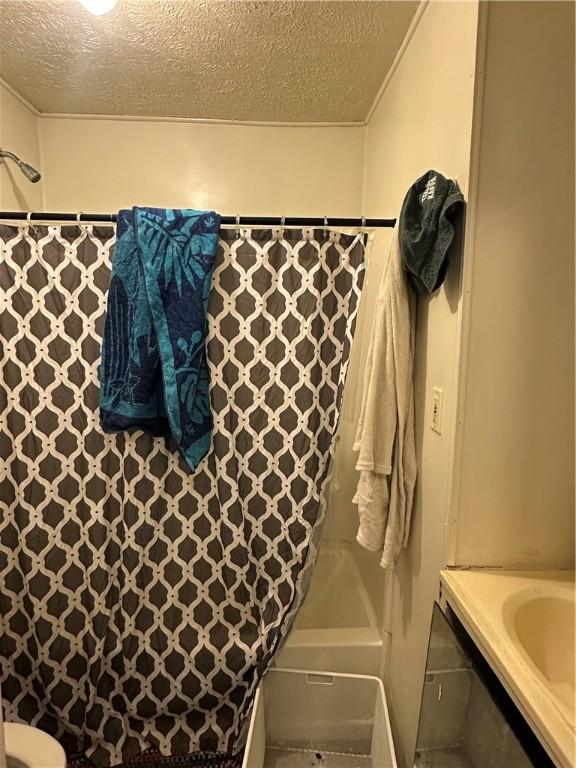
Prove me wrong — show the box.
[353,226,417,568]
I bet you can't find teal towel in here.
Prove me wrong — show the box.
[100,207,221,470]
[399,170,464,294]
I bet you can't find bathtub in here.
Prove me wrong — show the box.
[275,541,383,676]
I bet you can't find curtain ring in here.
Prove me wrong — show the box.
[323,216,328,236]
[76,212,83,223]
[280,215,285,239]
[235,214,240,237]
[26,211,33,222]
[361,216,366,233]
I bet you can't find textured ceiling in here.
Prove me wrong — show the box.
[0,0,418,122]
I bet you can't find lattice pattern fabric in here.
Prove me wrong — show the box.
[69,746,243,768]
[0,224,366,766]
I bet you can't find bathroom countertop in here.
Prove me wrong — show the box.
[440,568,575,768]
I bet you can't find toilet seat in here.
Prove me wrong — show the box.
[3,722,66,768]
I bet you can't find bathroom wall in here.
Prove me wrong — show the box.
[451,0,575,569]
[0,82,44,210]
[357,3,480,766]
[39,118,364,218]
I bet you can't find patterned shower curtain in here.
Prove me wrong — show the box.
[0,222,366,766]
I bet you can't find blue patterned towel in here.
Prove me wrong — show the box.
[100,207,221,471]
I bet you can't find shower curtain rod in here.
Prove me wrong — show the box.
[0,211,397,228]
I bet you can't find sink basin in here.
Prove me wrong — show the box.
[505,591,575,720]
[441,569,575,768]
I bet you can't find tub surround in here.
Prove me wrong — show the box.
[276,542,383,676]
[440,569,575,768]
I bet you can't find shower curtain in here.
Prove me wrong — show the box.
[0,222,366,766]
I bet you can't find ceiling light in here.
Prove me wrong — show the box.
[79,0,118,15]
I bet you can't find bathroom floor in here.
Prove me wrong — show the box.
[264,748,372,767]
[414,746,474,768]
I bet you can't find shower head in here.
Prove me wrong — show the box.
[18,161,42,183]
[0,149,42,183]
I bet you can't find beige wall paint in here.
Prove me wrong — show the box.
[0,82,43,210]
[453,1,575,568]
[40,118,364,217]
[358,3,479,766]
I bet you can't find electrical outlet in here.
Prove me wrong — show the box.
[431,387,443,434]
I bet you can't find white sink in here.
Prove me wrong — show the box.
[505,592,575,721]
[441,569,575,768]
